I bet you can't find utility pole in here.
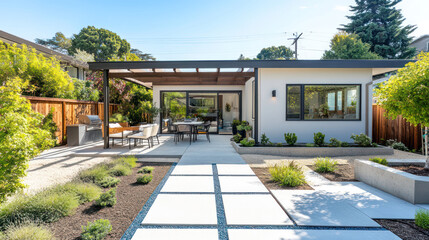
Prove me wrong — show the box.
[288,32,303,59]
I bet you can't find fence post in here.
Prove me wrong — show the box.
[62,101,66,144]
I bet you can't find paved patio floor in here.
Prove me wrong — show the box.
[122,135,414,240]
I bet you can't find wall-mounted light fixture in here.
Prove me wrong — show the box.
[272,90,276,98]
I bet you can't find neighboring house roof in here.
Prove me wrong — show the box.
[0,30,88,69]
[411,34,429,44]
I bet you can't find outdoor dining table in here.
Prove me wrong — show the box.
[173,121,204,144]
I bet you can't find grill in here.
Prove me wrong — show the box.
[78,115,102,131]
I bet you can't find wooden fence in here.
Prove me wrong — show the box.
[372,104,422,150]
[24,96,119,144]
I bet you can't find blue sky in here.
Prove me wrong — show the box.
[1,0,428,60]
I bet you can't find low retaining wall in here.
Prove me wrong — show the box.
[355,159,429,204]
[231,142,394,157]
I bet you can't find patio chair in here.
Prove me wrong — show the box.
[150,124,160,145]
[197,122,211,143]
[109,123,133,146]
[175,124,192,144]
[127,125,153,149]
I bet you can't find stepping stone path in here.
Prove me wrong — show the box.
[122,136,413,240]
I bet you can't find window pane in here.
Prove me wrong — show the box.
[161,92,187,133]
[304,85,359,120]
[286,85,301,119]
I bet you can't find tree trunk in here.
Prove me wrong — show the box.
[425,127,429,169]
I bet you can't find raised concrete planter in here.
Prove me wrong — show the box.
[231,142,394,157]
[355,159,429,204]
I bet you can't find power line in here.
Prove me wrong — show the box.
[288,32,303,59]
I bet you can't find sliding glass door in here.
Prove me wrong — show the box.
[160,91,241,134]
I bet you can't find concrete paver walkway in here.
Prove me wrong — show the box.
[124,135,402,240]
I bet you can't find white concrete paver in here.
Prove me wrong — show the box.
[315,182,423,219]
[132,229,219,240]
[219,176,268,193]
[222,194,293,225]
[161,176,214,193]
[272,190,380,227]
[171,164,213,175]
[142,194,217,225]
[217,164,256,175]
[228,229,401,240]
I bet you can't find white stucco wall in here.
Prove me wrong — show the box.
[258,68,373,143]
[243,77,255,130]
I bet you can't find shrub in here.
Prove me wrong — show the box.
[95,189,116,207]
[109,164,132,177]
[78,165,110,183]
[109,113,129,123]
[350,133,372,147]
[261,134,270,145]
[240,138,255,147]
[276,143,283,147]
[284,133,297,146]
[49,182,102,204]
[329,138,341,147]
[0,192,79,229]
[138,167,154,174]
[137,175,153,185]
[369,157,388,166]
[6,223,55,240]
[415,209,429,229]
[112,156,137,169]
[392,142,409,151]
[340,142,350,147]
[232,134,242,143]
[305,143,315,147]
[313,132,325,146]
[97,177,120,188]
[232,119,241,126]
[269,161,306,187]
[314,157,338,173]
[81,219,112,240]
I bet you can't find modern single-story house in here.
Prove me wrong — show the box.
[88,60,413,148]
[0,30,88,79]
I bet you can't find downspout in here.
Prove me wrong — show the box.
[365,80,373,137]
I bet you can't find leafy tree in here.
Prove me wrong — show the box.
[69,26,130,61]
[375,52,429,168]
[0,41,74,98]
[238,54,252,60]
[73,49,95,62]
[322,32,381,59]
[72,78,100,101]
[130,48,156,61]
[256,46,294,60]
[35,32,71,54]
[341,0,416,59]
[0,78,55,203]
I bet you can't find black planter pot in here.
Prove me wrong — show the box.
[232,125,238,135]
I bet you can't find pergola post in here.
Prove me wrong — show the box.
[254,68,259,143]
[103,69,110,149]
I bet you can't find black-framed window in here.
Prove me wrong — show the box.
[286,84,361,121]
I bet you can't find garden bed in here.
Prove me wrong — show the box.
[49,162,171,240]
[232,142,394,157]
[251,167,313,190]
[391,165,429,177]
[355,160,429,204]
[307,164,356,182]
[376,219,429,240]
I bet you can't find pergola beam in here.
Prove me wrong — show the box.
[109,71,255,78]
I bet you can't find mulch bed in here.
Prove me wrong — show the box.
[307,164,357,182]
[49,162,172,240]
[391,165,429,177]
[376,219,429,240]
[251,167,313,190]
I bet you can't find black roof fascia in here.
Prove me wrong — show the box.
[88,59,414,70]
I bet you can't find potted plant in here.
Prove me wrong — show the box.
[232,119,241,135]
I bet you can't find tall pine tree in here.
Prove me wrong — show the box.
[340,0,416,59]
